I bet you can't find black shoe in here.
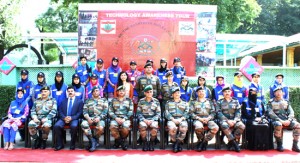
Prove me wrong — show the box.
[292,140,300,152]
[277,141,284,152]
[113,139,121,149]
[196,141,203,152]
[173,140,179,153]
[121,139,128,150]
[142,140,148,151]
[201,140,208,151]
[149,141,154,151]
[40,140,47,149]
[54,146,64,151]
[89,138,97,152]
[32,138,41,149]
[70,144,76,150]
[231,140,241,152]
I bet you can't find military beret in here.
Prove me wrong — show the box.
[91,86,99,93]
[275,73,284,78]
[97,58,104,64]
[216,75,224,80]
[40,86,50,91]
[90,74,98,79]
[112,57,119,62]
[144,62,153,68]
[16,88,24,94]
[181,76,189,81]
[273,86,282,93]
[165,71,173,77]
[21,69,28,75]
[79,55,87,60]
[72,73,80,79]
[130,60,137,65]
[117,85,125,91]
[37,72,45,78]
[198,76,205,80]
[55,71,63,77]
[251,72,260,78]
[196,86,204,92]
[234,71,243,77]
[173,57,181,63]
[144,85,153,92]
[222,86,231,92]
[146,59,153,64]
[160,58,167,63]
[171,86,180,94]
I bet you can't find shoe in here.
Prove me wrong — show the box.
[277,140,284,152]
[142,140,148,151]
[54,146,64,151]
[89,138,97,152]
[201,140,208,151]
[32,138,41,149]
[292,140,300,152]
[231,140,241,152]
[8,143,14,150]
[4,142,9,150]
[113,139,121,149]
[40,140,47,149]
[70,144,76,150]
[148,141,155,151]
[173,140,179,153]
[121,138,128,150]
[196,141,203,152]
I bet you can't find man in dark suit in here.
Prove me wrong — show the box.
[54,86,83,151]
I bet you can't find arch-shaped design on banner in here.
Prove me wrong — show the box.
[4,44,43,64]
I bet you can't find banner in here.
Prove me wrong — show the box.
[78,4,217,76]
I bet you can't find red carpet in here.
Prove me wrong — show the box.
[1,149,300,162]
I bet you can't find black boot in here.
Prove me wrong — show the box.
[201,140,208,151]
[173,140,179,153]
[32,137,41,149]
[231,140,240,152]
[40,139,47,149]
[142,139,148,151]
[277,140,284,152]
[196,141,203,152]
[113,139,121,149]
[89,138,97,152]
[149,140,154,151]
[292,140,300,152]
[121,138,128,150]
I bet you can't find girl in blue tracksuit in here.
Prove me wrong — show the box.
[51,71,68,108]
[269,73,289,100]
[106,57,122,101]
[156,58,169,84]
[71,73,85,101]
[93,58,107,97]
[75,56,91,86]
[180,76,193,102]
[32,72,47,101]
[192,76,211,100]
[171,57,186,85]
[211,75,226,103]
[16,69,34,108]
[231,72,248,105]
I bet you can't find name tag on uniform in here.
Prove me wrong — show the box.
[56,91,62,96]
[257,93,261,97]
[100,74,104,78]
[24,90,26,94]
[77,70,82,72]
[177,74,181,78]
[83,70,87,75]
[218,95,223,99]
[38,94,41,98]
[237,93,242,98]
[255,108,259,112]
[163,76,167,80]
[114,73,118,77]
[158,73,163,75]
[75,92,81,96]
[131,77,135,81]
[14,109,21,114]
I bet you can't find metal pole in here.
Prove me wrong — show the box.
[282,42,286,67]
[223,43,226,66]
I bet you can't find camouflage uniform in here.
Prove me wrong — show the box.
[137,97,161,150]
[28,97,57,142]
[81,97,108,140]
[135,75,161,100]
[267,98,300,151]
[190,98,218,150]
[109,97,133,149]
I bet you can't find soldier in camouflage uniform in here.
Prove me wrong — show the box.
[161,71,178,115]
[267,87,300,152]
[81,86,108,152]
[190,86,219,152]
[137,85,161,151]
[216,86,244,152]
[165,87,189,153]
[28,86,57,149]
[109,85,134,150]
[135,63,161,100]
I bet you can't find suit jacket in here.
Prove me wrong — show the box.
[58,97,83,121]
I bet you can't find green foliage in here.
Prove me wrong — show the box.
[44,48,59,63]
[289,87,300,121]
[0,85,15,117]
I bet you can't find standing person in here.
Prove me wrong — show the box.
[54,86,83,151]
[156,58,169,84]
[161,71,178,114]
[192,76,211,100]
[136,85,161,151]
[135,62,161,100]
[114,71,134,99]
[75,55,91,86]
[180,76,193,102]
[269,73,289,100]
[141,59,156,75]
[106,57,122,102]
[0,88,29,150]
[126,60,141,108]
[85,74,103,99]
[165,87,189,153]
[109,86,133,150]
[248,72,265,110]
[81,86,108,152]
[32,72,47,101]
[211,75,226,104]
[51,71,68,108]
[231,72,248,105]
[216,86,245,152]
[28,86,57,149]
[93,58,107,98]
[170,57,186,85]
[71,73,85,101]
[190,86,218,152]
[267,87,300,152]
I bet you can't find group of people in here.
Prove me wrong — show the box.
[0,56,299,154]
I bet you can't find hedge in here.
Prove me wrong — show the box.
[0,85,299,121]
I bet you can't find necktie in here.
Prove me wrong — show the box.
[67,98,73,116]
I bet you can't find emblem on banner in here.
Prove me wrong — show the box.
[131,35,160,56]
[179,21,195,35]
[100,20,116,34]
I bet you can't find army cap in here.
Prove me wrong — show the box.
[181,76,189,81]
[171,86,180,94]
[144,62,152,68]
[275,73,284,78]
[112,57,119,62]
[21,69,28,75]
[251,72,260,78]
[97,58,104,64]
[16,88,24,94]
[196,86,204,92]
[91,86,99,93]
[160,58,167,63]
[55,71,63,77]
[130,60,137,65]
[90,74,98,79]
[273,86,283,93]
[37,72,45,78]
[117,85,125,91]
[234,71,243,77]
[173,57,181,63]
[222,85,231,92]
[40,86,50,91]
[165,71,173,77]
[72,73,80,79]
[216,75,224,80]
[144,85,153,92]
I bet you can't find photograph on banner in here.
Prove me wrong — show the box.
[196,66,215,78]
[79,23,98,36]
[196,52,216,67]
[79,12,98,24]
[78,36,96,48]
[78,48,97,61]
